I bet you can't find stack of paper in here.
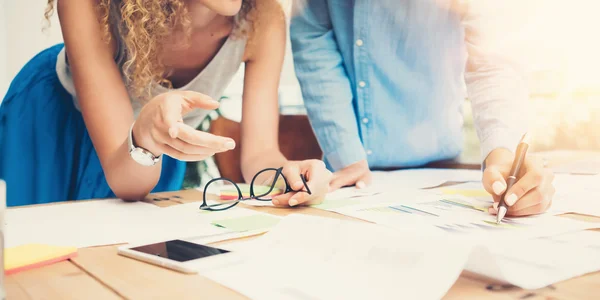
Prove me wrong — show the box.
[304,180,600,290]
[194,214,473,300]
[196,215,600,295]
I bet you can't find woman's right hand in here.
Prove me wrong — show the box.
[132,91,236,161]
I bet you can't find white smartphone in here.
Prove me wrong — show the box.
[118,239,230,274]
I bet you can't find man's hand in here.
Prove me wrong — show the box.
[483,148,555,216]
[329,160,372,192]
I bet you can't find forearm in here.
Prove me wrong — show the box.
[102,133,162,201]
[241,149,287,183]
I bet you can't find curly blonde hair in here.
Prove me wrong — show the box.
[45,0,255,100]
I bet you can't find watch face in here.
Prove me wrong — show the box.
[130,148,156,166]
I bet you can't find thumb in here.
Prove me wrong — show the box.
[329,170,371,192]
[482,166,507,197]
[180,91,220,112]
[329,172,352,192]
[355,172,372,189]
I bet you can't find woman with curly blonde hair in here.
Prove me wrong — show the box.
[0,0,331,206]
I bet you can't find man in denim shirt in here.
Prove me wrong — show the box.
[290,0,554,216]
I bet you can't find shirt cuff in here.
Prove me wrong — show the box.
[324,138,367,171]
[479,128,524,163]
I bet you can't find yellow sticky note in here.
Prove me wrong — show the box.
[5,244,78,275]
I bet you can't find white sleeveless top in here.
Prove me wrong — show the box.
[55,4,247,129]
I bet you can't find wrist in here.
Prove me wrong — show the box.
[131,122,163,157]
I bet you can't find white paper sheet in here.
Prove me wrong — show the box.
[325,186,382,201]
[371,168,482,189]
[332,196,598,241]
[6,200,278,248]
[194,214,472,300]
[6,200,163,248]
[467,230,600,289]
[549,174,600,216]
[552,160,600,175]
[312,188,439,212]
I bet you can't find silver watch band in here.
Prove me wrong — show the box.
[128,122,160,166]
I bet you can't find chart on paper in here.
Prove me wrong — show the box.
[331,198,596,241]
[434,217,531,234]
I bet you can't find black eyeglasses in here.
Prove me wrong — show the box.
[200,167,312,211]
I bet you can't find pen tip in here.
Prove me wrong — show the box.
[496,206,507,224]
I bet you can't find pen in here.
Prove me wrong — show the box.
[496,133,531,224]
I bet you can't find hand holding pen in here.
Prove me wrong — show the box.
[481,133,556,221]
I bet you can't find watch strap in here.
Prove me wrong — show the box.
[128,122,160,163]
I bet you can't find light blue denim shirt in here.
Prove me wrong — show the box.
[291,0,529,171]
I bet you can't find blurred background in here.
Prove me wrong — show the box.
[1,0,600,172]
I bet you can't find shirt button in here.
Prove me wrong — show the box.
[366,150,373,156]
[356,39,364,47]
[358,81,366,88]
[362,118,369,124]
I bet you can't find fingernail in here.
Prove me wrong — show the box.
[488,207,498,215]
[224,140,236,150]
[168,127,178,139]
[493,202,498,210]
[492,181,506,196]
[506,194,518,206]
[293,181,303,189]
[289,199,298,207]
[272,199,279,205]
[356,181,366,189]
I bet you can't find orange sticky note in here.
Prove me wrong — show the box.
[5,244,78,275]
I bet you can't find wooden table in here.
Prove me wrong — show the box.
[7,151,600,300]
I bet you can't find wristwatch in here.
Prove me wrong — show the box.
[128,122,160,166]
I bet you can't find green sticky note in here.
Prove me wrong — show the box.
[312,198,362,210]
[211,214,281,232]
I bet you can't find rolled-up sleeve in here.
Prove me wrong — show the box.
[290,0,365,171]
[463,2,530,161]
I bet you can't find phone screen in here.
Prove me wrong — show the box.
[130,239,230,262]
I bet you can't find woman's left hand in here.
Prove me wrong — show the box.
[272,160,332,207]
